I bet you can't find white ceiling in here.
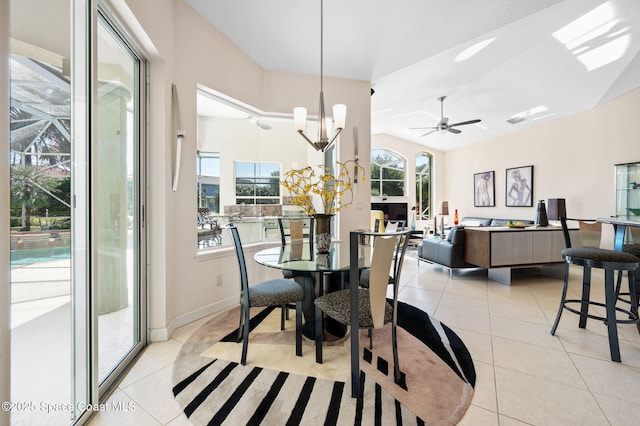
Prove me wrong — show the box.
[187,0,640,151]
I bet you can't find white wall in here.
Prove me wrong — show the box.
[118,0,371,339]
[99,1,628,352]
[198,116,312,211]
[264,70,372,242]
[444,88,640,222]
[1,0,10,419]
[371,90,640,241]
[6,0,634,353]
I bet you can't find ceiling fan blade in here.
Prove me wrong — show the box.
[447,127,462,134]
[420,130,438,137]
[409,126,437,130]
[449,119,481,127]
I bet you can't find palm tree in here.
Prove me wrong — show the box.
[10,164,58,231]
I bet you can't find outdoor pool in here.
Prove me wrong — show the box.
[10,246,71,266]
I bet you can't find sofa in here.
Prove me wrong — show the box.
[417,217,534,273]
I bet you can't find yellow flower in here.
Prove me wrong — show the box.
[281,160,365,215]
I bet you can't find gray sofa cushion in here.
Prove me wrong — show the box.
[418,228,475,269]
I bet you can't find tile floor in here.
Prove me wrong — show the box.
[88,255,640,425]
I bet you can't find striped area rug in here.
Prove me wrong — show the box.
[172,301,475,425]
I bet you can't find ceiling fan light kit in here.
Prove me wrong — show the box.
[410,96,481,137]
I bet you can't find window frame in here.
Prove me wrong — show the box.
[197,151,220,212]
[415,152,433,220]
[234,160,281,205]
[370,149,406,197]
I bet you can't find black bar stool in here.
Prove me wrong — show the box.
[550,218,639,362]
[615,227,640,325]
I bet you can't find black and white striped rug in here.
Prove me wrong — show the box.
[172,301,475,425]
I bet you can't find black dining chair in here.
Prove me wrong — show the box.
[278,216,314,245]
[358,227,411,348]
[228,224,305,365]
[277,217,315,321]
[550,218,639,362]
[277,217,314,279]
[314,229,411,389]
[373,219,406,233]
[359,220,407,291]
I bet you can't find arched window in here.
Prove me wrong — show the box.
[370,149,405,197]
[415,152,432,219]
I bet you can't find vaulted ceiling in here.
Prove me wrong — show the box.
[187,0,640,151]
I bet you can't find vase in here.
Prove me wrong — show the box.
[314,213,333,254]
[535,200,549,226]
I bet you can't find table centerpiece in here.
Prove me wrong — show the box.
[281,160,364,253]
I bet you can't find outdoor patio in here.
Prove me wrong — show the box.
[10,254,133,425]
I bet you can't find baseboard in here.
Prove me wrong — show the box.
[149,296,237,342]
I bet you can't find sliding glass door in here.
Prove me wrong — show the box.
[94,10,146,390]
[8,1,147,423]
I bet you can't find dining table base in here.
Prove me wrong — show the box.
[292,270,349,342]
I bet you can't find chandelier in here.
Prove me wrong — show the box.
[293,0,346,152]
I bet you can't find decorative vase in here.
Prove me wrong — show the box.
[314,213,333,254]
[535,200,549,226]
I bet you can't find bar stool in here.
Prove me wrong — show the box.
[615,227,640,324]
[550,218,639,362]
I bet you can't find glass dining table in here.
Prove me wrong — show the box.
[253,240,373,340]
[254,230,410,398]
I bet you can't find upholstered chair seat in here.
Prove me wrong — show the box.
[241,279,304,307]
[313,289,393,327]
[562,247,639,265]
[623,244,640,257]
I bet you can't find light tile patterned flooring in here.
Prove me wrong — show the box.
[89,254,640,425]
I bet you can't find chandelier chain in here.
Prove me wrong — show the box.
[320,0,324,93]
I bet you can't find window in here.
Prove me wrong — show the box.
[197,152,220,212]
[235,161,280,204]
[416,153,432,219]
[371,149,405,197]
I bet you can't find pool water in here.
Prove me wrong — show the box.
[10,246,71,266]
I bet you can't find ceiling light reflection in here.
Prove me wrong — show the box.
[552,1,630,71]
[579,34,630,71]
[508,105,549,123]
[553,2,615,47]
[455,38,496,62]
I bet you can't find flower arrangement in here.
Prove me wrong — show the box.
[281,160,365,215]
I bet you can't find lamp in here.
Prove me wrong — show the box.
[440,201,450,216]
[293,0,346,152]
[440,201,449,239]
[547,198,567,221]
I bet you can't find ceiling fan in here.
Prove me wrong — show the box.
[410,96,481,137]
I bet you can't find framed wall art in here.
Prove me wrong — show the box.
[474,171,495,207]
[505,165,533,207]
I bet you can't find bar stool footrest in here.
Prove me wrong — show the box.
[563,299,639,325]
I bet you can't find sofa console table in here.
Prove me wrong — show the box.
[464,226,577,284]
